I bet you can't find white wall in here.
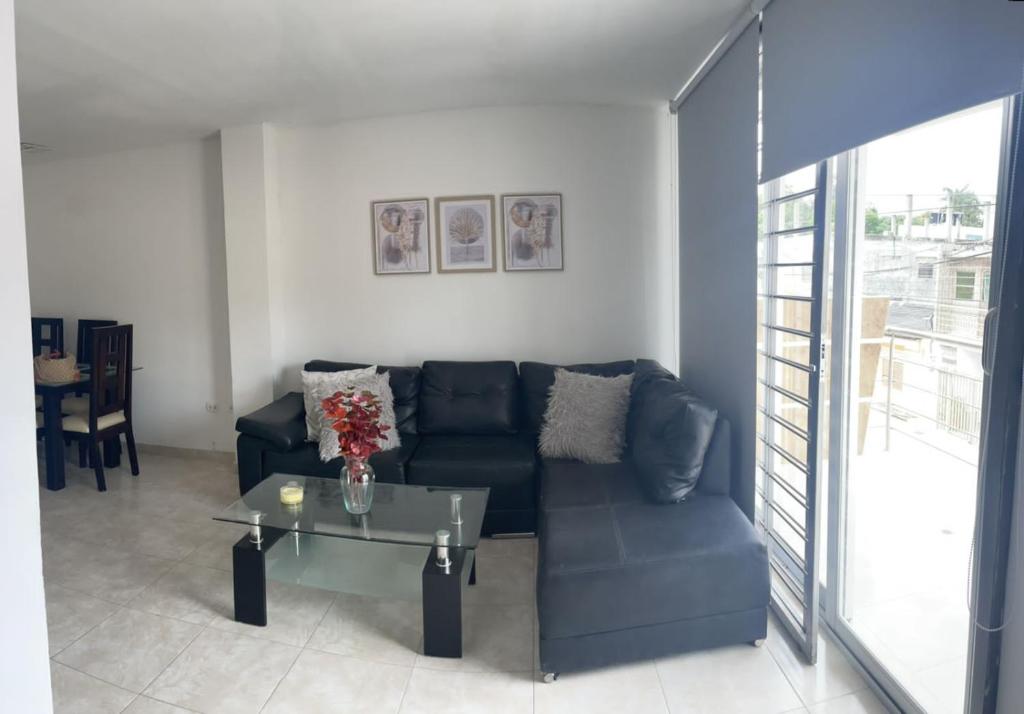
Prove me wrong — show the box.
[0,0,53,707]
[221,124,275,418]
[23,138,235,452]
[269,104,676,393]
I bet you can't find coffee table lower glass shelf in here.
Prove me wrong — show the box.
[214,474,489,659]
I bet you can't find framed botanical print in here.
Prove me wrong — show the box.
[501,193,564,271]
[435,195,496,273]
[371,198,431,275]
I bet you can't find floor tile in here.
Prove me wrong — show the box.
[264,649,411,714]
[307,593,422,666]
[45,583,119,655]
[130,561,233,625]
[807,689,888,714]
[657,644,804,714]
[415,604,534,673]
[399,668,533,714]
[55,608,202,693]
[123,695,196,713]
[183,524,246,572]
[464,539,536,606]
[50,661,136,714]
[535,661,669,714]
[766,618,868,706]
[207,579,335,647]
[144,627,300,714]
[47,536,174,603]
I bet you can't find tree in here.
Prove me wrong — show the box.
[943,185,983,228]
[865,206,892,235]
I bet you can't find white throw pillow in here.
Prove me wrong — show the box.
[539,369,634,464]
[301,365,377,441]
[316,371,401,463]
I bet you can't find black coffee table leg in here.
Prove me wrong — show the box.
[422,546,467,658]
[232,527,285,626]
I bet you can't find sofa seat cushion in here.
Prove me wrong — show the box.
[261,435,419,485]
[407,434,537,511]
[537,492,769,640]
[539,458,644,511]
[417,361,519,435]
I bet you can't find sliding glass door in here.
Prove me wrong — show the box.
[824,99,1010,714]
[758,97,1018,712]
[756,162,828,663]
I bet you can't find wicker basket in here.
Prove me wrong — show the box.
[34,353,79,384]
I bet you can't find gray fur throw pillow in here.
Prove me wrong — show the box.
[539,369,634,464]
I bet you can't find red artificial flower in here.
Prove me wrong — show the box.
[321,388,391,461]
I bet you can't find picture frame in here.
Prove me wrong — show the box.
[435,195,497,273]
[501,193,564,271]
[370,198,431,275]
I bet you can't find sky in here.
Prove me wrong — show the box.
[863,99,1005,217]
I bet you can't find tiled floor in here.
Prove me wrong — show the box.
[38,450,887,714]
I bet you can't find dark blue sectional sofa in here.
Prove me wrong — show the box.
[234,358,769,677]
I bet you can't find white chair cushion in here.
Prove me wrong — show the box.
[62,411,126,433]
[61,396,90,414]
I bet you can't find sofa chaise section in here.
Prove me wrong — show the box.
[536,406,770,675]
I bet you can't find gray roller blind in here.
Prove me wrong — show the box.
[762,0,1024,181]
[678,21,759,520]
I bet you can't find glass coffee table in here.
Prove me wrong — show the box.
[214,473,489,658]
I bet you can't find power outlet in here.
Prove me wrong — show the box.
[205,402,218,413]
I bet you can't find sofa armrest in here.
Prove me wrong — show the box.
[235,392,307,450]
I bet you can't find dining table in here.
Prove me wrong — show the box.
[35,364,142,491]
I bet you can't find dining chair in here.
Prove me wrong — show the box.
[76,319,117,366]
[31,317,64,357]
[61,324,139,491]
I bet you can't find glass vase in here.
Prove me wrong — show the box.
[341,456,375,514]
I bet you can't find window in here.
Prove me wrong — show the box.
[955,271,976,300]
[983,271,991,302]
[940,345,958,366]
[917,263,934,279]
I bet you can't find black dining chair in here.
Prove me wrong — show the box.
[31,317,64,357]
[76,319,117,367]
[61,324,139,491]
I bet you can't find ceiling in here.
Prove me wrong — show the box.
[15,0,745,158]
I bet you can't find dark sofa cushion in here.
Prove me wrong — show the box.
[520,360,635,434]
[235,392,307,450]
[417,361,519,434]
[262,435,420,485]
[631,381,718,503]
[537,491,769,640]
[539,458,644,511]
[407,434,537,512]
[625,359,677,449]
[303,360,421,434]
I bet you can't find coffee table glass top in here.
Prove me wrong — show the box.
[214,473,489,548]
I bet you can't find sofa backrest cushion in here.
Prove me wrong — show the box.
[303,360,421,434]
[519,360,635,434]
[626,359,677,450]
[418,360,520,434]
[631,379,719,503]
[697,416,732,497]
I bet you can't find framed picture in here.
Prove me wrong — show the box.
[371,198,431,275]
[435,195,496,273]
[501,193,564,271]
